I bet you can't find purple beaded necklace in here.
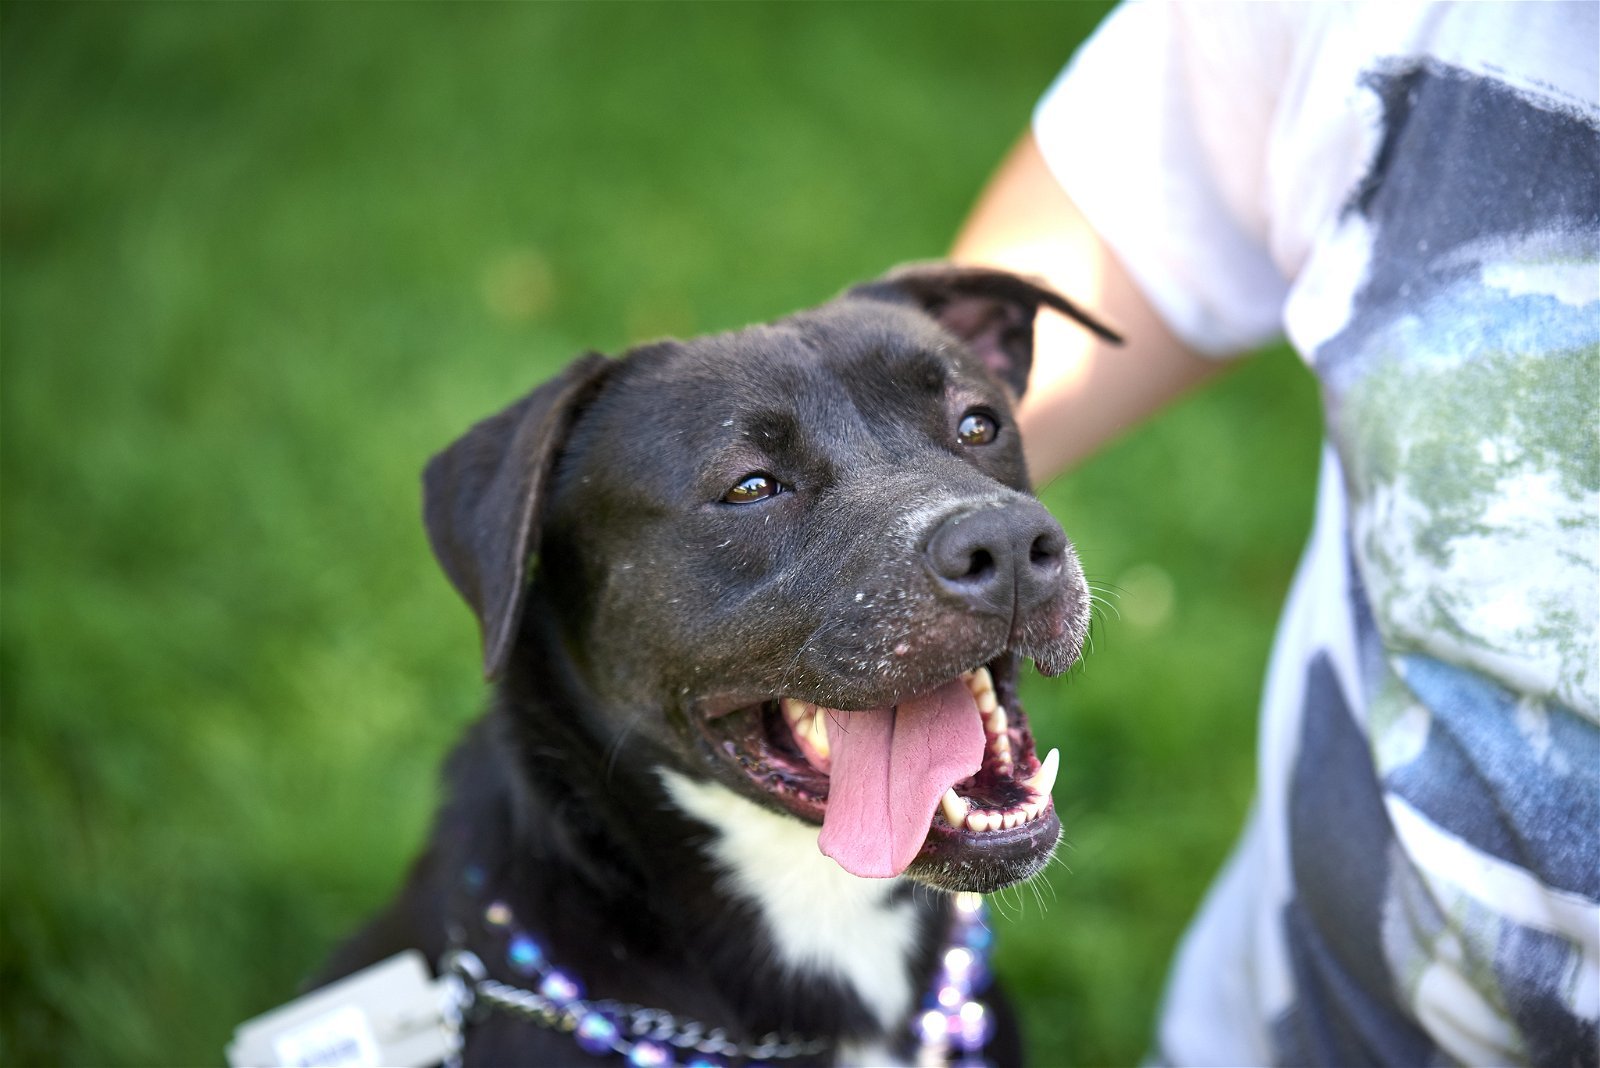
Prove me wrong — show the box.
[441,868,998,1067]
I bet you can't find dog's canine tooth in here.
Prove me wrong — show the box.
[806,710,830,760]
[780,697,808,726]
[778,697,831,765]
[940,788,969,827]
[1024,747,1060,801]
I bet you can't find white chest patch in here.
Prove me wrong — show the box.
[657,769,921,1032]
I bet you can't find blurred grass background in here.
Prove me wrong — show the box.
[0,4,1321,1065]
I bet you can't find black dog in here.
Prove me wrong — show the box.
[316,264,1115,1066]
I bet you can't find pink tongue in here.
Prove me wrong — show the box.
[817,678,986,878]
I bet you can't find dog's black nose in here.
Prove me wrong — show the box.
[925,501,1068,618]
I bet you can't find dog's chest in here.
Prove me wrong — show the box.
[658,770,923,1032]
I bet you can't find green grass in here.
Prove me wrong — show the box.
[1,4,1321,1065]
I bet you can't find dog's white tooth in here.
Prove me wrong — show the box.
[940,788,969,827]
[976,689,998,714]
[988,703,1008,731]
[989,716,1013,770]
[781,697,806,726]
[1024,747,1060,801]
[1002,810,1022,830]
[963,810,986,833]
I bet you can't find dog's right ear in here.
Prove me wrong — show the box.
[422,353,612,680]
[846,263,1121,398]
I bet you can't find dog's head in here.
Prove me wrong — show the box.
[423,264,1116,893]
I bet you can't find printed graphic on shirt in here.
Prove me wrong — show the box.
[1317,59,1600,721]
[1289,59,1600,1066]
[1274,652,1439,1066]
[1383,655,1600,1064]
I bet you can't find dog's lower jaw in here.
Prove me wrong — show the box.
[657,768,927,1037]
[903,813,1061,893]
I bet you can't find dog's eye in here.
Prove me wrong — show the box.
[957,410,999,446]
[723,473,782,505]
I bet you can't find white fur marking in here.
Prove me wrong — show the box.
[658,769,920,1031]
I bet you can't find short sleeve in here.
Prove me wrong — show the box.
[1033,1,1293,357]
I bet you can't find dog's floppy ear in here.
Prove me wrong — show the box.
[848,263,1120,396]
[422,353,612,679]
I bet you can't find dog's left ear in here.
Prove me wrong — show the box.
[422,352,613,680]
[848,263,1120,397]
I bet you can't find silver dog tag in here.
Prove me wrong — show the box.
[227,950,460,1068]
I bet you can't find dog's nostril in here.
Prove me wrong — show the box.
[1029,533,1064,569]
[926,505,1067,613]
[963,548,996,581]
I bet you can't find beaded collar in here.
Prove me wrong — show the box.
[441,865,998,1067]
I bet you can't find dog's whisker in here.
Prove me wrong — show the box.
[773,611,853,694]
[996,883,1029,923]
[1088,593,1122,621]
[1026,877,1048,915]
[1040,872,1060,906]
[604,706,652,782]
[1033,469,1069,495]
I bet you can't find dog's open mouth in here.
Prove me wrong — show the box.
[697,655,1061,891]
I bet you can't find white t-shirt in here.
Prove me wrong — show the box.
[1034,3,1599,1064]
